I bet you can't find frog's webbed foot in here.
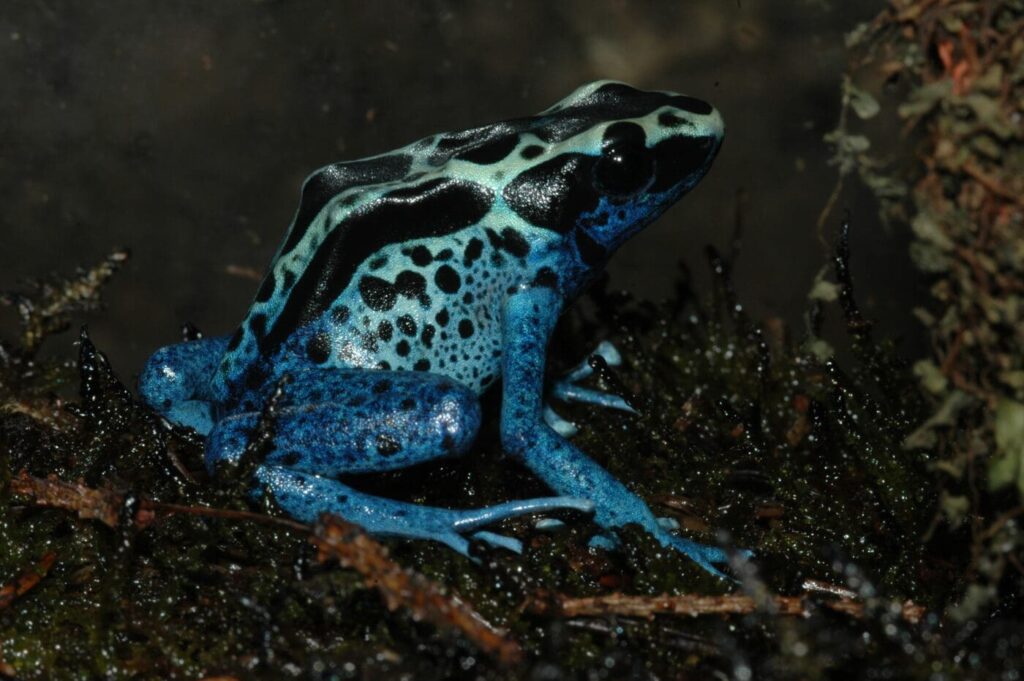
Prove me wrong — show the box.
[544,341,637,437]
[255,466,593,557]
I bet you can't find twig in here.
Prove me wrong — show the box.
[8,470,316,534]
[11,471,129,528]
[963,161,1024,208]
[9,472,522,664]
[0,551,56,675]
[529,590,926,625]
[313,515,522,665]
[0,551,56,611]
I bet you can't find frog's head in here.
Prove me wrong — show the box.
[497,80,723,269]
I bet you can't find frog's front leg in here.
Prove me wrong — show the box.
[205,369,592,556]
[500,286,739,577]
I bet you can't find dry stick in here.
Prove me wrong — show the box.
[530,591,926,625]
[0,551,56,678]
[9,471,522,664]
[963,161,1024,208]
[0,551,56,611]
[313,516,522,665]
[8,471,315,533]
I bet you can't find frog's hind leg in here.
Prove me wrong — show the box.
[545,341,637,437]
[254,467,590,555]
[206,369,592,556]
[139,335,231,435]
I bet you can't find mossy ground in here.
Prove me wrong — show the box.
[0,228,1018,680]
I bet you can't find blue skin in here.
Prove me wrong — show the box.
[140,81,742,576]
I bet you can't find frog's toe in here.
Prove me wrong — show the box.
[452,496,594,531]
[534,517,566,532]
[659,533,753,580]
[587,532,620,551]
[546,341,637,419]
[564,340,624,382]
[543,406,578,437]
[470,530,523,554]
[438,533,473,557]
[733,547,756,562]
[657,516,680,531]
[550,384,637,414]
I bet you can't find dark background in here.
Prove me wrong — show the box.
[0,1,923,377]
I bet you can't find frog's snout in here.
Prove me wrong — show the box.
[703,105,725,143]
[695,106,725,173]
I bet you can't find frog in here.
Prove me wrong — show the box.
[139,80,739,576]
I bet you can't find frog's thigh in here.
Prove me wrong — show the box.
[206,369,481,476]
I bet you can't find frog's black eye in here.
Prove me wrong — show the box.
[593,122,653,197]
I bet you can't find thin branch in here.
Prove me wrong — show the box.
[0,551,56,611]
[313,516,522,665]
[529,590,926,625]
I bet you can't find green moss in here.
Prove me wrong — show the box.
[0,231,1004,679]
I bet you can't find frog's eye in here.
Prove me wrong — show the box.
[593,122,654,197]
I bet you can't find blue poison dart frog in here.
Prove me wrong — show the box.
[140,81,742,576]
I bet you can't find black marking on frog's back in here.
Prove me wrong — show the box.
[529,82,710,146]
[658,111,692,128]
[520,145,543,160]
[575,82,712,117]
[262,178,493,353]
[424,83,708,170]
[429,123,518,166]
[280,154,413,258]
[454,133,520,165]
[484,227,531,258]
[306,331,331,363]
[502,153,600,233]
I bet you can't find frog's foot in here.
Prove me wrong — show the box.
[544,341,637,437]
[255,466,593,557]
[654,530,742,580]
[586,525,745,579]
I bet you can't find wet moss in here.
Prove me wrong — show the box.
[1,226,1016,679]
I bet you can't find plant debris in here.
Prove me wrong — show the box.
[0,248,129,357]
[312,516,523,665]
[0,552,55,613]
[840,0,1024,623]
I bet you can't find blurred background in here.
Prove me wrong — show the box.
[0,0,923,376]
